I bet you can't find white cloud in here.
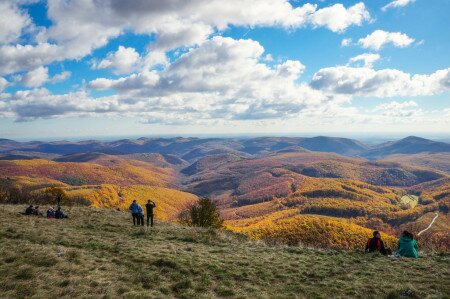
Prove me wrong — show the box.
[0,77,8,92]
[348,53,380,68]
[2,37,331,123]
[0,43,63,75]
[94,46,141,74]
[0,1,372,76]
[1,88,118,122]
[382,0,415,11]
[0,1,32,44]
[374,100,419,117]
[18,66,71,88]
[50,71,71,83]
[341,38,352,47]
[309,2,371,33]
[358,30,415,51]
[311,66,450,97]
[20,66,49,88]
[89,71,159,91]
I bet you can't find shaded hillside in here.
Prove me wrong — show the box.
[381,153,450,174]
[181,153,245,175]
[183,152,445,203]
[0,136,370,158]
[363,136,450,159]
[1,206,448,298]
[297,136,369,156]
[1,136,448,160]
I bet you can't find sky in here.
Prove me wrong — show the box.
[0,0,449,140]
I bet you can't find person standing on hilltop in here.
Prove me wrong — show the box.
[396,231,419,258]
[145,200,156,227]
[129,200,143,226]
[365,231,388,255]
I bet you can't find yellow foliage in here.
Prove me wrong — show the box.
[227,214,398,250]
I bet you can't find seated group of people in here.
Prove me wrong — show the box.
[365,230,419,258]
[24,205,42,216]
[47,206,68,219]
[23,205,68,219]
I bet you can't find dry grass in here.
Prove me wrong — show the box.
[0,205,448,298]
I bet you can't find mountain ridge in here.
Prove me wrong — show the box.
[1,135,448,160]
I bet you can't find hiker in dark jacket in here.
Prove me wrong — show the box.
[145,200,156,227]
[25,205,35,215]
[129,200,143,226]
[396,231,419,258]
[365,231,388,255]
[55,207,68,219]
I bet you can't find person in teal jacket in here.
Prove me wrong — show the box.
[396,231,419,258]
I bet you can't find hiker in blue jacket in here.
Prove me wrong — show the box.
[129,200,143,226]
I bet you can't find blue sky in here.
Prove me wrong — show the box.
[0,0,449,139]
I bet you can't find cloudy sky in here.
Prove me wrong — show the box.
[0,0,449,139]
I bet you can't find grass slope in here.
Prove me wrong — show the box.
[0,205,448,298]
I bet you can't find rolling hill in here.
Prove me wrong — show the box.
[0,135,449,251]
[362,136,450,159]
[1,136,448,160]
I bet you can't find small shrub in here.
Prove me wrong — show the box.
[178,197,223,229]
[15,267,35,280]
[172,278,192,292]
[152,258,179,269]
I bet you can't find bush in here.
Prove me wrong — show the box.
[179,197,223,228]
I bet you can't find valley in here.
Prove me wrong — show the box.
[0,136,449,251]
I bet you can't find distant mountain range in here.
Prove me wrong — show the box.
[0,136,449,161]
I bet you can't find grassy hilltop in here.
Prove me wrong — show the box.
[0,205,448,298]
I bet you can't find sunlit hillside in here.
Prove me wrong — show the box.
[0,157,177,187]
[0,138,449,251]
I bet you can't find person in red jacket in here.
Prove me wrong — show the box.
[365,231,388,255]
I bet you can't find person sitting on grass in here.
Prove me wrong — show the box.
[365,231,388,255]
[55,207,68,219]
[129,200,143,226]
[47,207,55,219]
[396,231,419,258]
[25,205,35,215]
[33,206,43,216]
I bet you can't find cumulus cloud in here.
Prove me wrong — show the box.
[309,2,371,33]
[0,0,372,75]
[348,53,380,68]
[311,66,450,97]
[20,66,49,88]
[18,66,71,88]
[1,88,119,122]
[358,30,415,51]
[2,37,331,123]
[0,1,32,44]
[0,43,63,75]
[0,77,8,92]
[382,0,415,11]
[93,46,141,74]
